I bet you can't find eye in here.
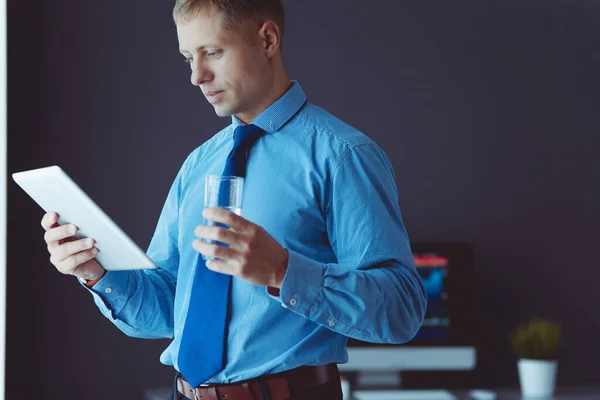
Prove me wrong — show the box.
[207,50,221,58]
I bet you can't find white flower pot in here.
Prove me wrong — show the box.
[518,359,558,398]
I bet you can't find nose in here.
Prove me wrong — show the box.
[190,59,213,86]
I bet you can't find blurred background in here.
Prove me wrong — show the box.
[6,0,600,399]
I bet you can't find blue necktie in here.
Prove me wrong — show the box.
[178,124,265,387]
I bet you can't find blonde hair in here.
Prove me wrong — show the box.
[173,0,285,40]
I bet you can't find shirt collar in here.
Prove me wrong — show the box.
[231,80,307,134]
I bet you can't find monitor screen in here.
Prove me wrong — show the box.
[415,251,451,340]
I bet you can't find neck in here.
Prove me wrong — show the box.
[236,65,291,124]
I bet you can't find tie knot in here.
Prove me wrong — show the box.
[221,124,265,178]
[233,124,264,149]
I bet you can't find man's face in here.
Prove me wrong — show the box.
[176,7,271,121]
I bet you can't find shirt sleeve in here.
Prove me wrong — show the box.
[79,155,192,339]
[270,143,427,344]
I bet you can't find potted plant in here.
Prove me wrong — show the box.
[509,317,561,398]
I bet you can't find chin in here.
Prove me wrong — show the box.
[213,108,231,117]
[212,103,238,117]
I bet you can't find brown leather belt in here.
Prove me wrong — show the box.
[177,363,339,400]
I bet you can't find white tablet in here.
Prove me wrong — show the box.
[12,165,158,271]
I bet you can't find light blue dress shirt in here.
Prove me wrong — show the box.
[84,81,427,384]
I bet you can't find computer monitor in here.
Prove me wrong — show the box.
[339,242,477,388]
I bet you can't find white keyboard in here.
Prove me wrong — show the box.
[353,390,456,400]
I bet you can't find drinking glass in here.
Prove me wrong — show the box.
[202,175,244,260]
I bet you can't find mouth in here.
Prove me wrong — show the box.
[205,90,224,103]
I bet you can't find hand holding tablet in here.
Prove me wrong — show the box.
[12,166,158,279]
[40,211,106,282]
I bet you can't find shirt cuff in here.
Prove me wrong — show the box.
[267,249,324,316]
[78,270,131,315]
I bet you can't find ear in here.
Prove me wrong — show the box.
[258,20,281,58]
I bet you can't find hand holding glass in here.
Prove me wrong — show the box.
[202,175,244,260]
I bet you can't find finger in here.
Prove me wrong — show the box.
[41,212,59,231]
[55,238,95,262]
[202,208,251,232]
[192,239,238,261]
[205,259,228,274]
[45,224,78,246]
[194,225,239,247]
[55,248,99,275]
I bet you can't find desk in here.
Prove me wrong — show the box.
[458,386,600,399]
[145,385,600,400]
[350,386,600,400]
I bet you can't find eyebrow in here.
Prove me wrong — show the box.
[179,45,215,56]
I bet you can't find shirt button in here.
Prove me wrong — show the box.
[289,297,298,306]
[328,320,336,327]
[105,288,112,293]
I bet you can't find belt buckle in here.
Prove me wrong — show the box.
[191,385,217,400]
[188,386,205,400]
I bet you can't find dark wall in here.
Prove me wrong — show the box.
[7,0,600,398]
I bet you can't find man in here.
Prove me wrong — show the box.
[41,0,427,399]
